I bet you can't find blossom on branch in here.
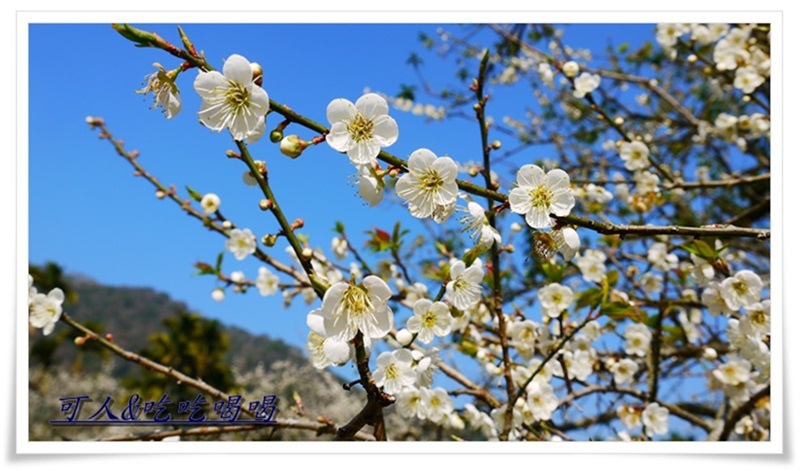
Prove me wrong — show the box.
[326,93,398,165]
[193,54,269,141]
[509,164,575,229]
[395,148,459,220]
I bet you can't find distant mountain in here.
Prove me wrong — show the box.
[29,272,309,379]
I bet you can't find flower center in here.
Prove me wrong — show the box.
[750,310,767,325]
[347,114,374,142]
[732,280,749,296]
[422,311,438,329]
[340,285,373,319]
[384,363,398,380]
[429,396,441,408]
[419,169,444,191]
[529,185,553,208]
[225,80,251,114]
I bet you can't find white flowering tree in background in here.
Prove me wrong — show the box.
[29,22,773,442]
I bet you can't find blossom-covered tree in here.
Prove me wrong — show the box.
[30,21,773,444]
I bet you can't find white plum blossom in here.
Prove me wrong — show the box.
[395,149,459,220]
[200,193,220,215]
[561,61,580,77]
[720,270,763,311]
[373,349,416,394]
[225,228,257,261]
[741,300,770,338]
[537,283,573,317]
[639,272,663,295]
[460,201,501,249]
[647,242,678,271]
[610,358,639,385]
[407,299,453,344]
[656,23,689,48]
[211,288,225,302]
[411,348,440,388]
[194,54,269,141]
[525,381,558,421]
[445,259,484,310]
[619,141,650,171]
[509,164,575,229]
[556,349,594,381]
[306,309,351,368]
[690,253,715,286]
[584,183,613,205]
[713,358,752,386]
[318,276,393,342]
[702,282,733,316]
[576,249,607,283]
[255,267,279,296]
[734,66,765,95]
[137,64,181,119]
[424,387,455,424]
[572,72,601,98]
[624,323,652,357]
[642,403,670,437]
[29,287,65,336]
[331,236,348,260]
[396,388,428,420]
[508,320,540,360]
[354,165,384,207]
[326,93,398,165]
[618,404,642,430]
[537,63,554,87]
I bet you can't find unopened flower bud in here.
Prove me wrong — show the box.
[614,116,625,126]
[687,54,698,63]
[155,190,166,199]
[222,221,233,229]
[225,149,239,158]
[270,129,284,143]
[280,135,306,158]
[105,333,114,342]
[251,62,263,87]
[490,140,502,150]
[395,329,413,346]
[301,248,314,259]
[562,61,580,78]
[291,218,305,230]
[261,234,278,247]
[259,199,273,211]
[74,336,86,346]
[211,288,225,302]
[703,347,718,361]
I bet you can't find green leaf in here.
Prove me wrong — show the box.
[463,246,488,268]
[682,239,717,261]
[606,270,620,287]
[576,287,603,310]
[185,185,203,202]
[541,262,563,283]
[215,252,224,273]
[601,302,645,323]
[333,221,345,235]
[193,262,216,276]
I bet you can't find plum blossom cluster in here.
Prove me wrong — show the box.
[655,24,769,96]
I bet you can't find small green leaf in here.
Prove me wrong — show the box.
[682,239,717,261]
[606,270,620,287]
[601,302,645,323]
[215,252,224,273]
[333,221,345,234]
[576,287,603,310]
[185,185,203,202]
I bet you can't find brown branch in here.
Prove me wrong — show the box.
[718,384,770,441]
[554,214,770,240]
